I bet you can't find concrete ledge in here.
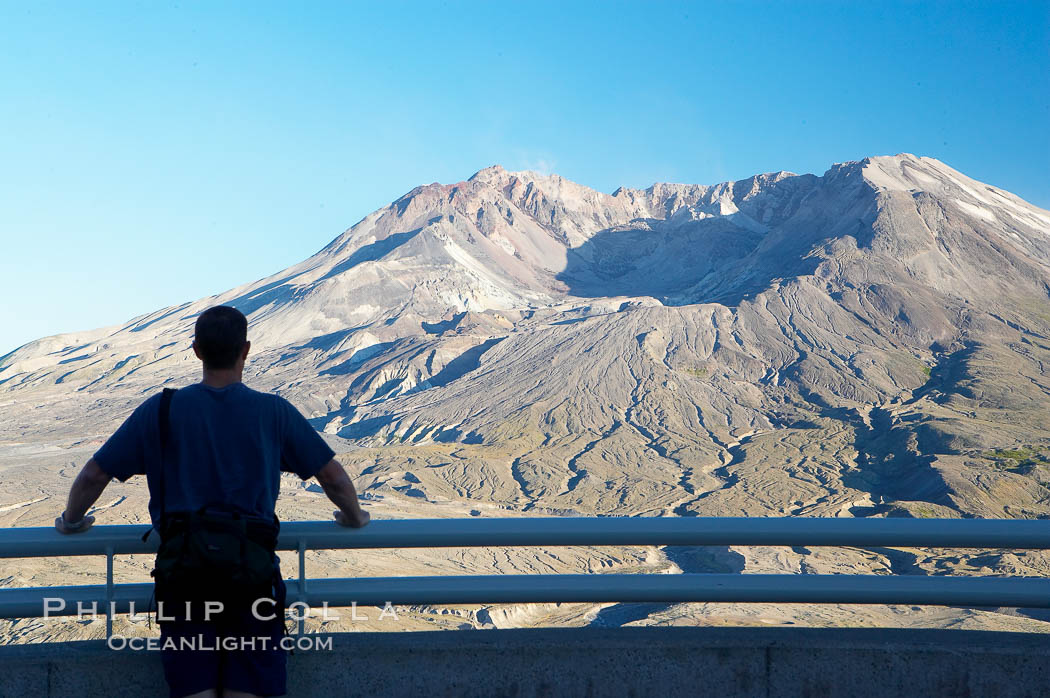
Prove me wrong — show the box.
[2,627,1049,697]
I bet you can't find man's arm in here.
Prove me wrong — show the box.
[55,458,112,534]
[315,459,370,528]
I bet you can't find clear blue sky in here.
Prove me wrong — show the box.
[1,1,1048,356]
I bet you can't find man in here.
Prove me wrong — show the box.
[55,305,370,698]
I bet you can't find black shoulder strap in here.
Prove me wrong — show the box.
[159,388,175,450]
[142,388,177,543]
[156,388,177,530]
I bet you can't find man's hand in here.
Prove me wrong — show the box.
[55,512,96,535]
[315,459,369,529]
[57,458,111,535]
[333,509,370,528]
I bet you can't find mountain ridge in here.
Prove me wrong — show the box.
[2,153,1048,526]
[6,152,1026,363]
[4,153,1050,635]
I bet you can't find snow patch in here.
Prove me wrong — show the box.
[862,157,916,192]
[953,199,996,222]
[491,234,517,257]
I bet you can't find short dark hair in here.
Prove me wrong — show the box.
[194,306,248,370]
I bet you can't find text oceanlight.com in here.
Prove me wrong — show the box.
[108,634,334,652]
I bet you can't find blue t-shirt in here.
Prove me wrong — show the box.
[93,382,335,525]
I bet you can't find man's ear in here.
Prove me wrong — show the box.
[192,341,202,360]
[241,341,251,360]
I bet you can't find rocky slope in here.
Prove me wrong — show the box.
[2,153,1049,637]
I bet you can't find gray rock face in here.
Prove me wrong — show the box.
[4,152,1050,636]
[2,153,1049,526]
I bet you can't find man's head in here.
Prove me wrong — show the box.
[192,306,249,370]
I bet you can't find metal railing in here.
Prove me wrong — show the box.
[2,517,1049,637]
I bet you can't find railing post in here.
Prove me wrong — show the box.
[297,539,307,636]
[105,546,114,640]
